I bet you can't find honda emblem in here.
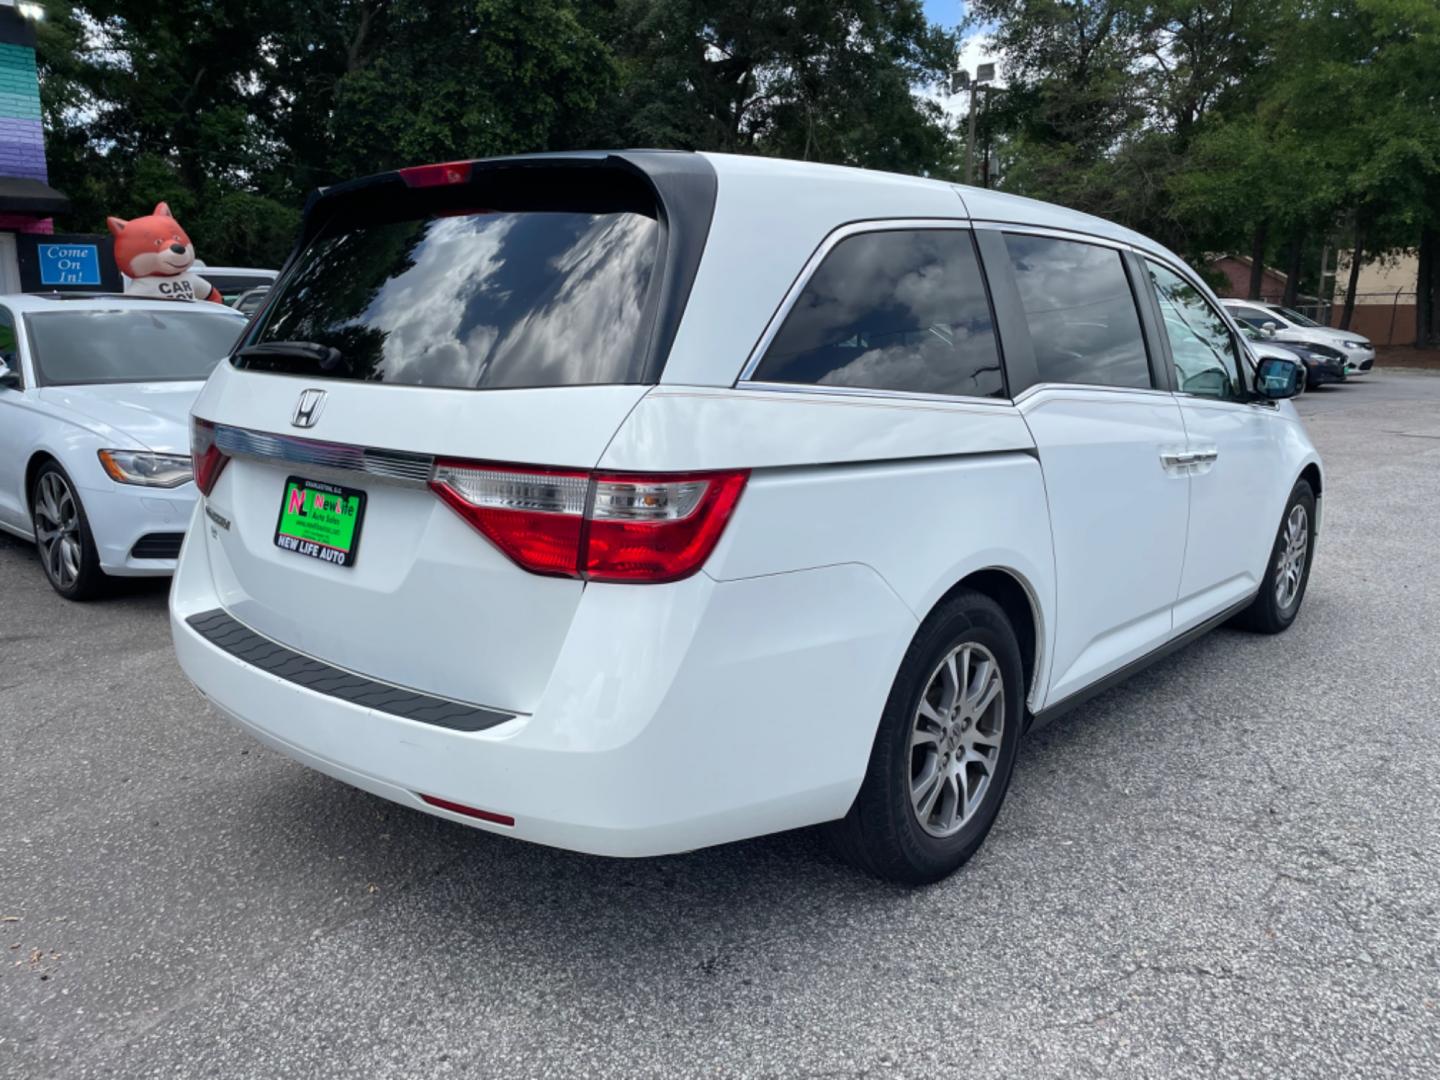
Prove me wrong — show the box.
[291,389,326,429]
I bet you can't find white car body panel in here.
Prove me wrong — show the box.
[36,383,199,454]
[1172,397,1315,632]
[0,295,245,574]
[1015,387,1190,706]
[170,153,1324,857]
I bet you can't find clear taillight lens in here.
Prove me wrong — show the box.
[190,417,229,496]
[430,462,589,577]
[428,462,748,583]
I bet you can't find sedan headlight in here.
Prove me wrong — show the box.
[97,449,193,488]
[1342,340,1367,349]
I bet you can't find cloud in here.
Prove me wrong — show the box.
[917,34,1006,125]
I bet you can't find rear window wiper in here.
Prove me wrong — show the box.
[236,341,348,372]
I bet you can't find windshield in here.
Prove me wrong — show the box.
[239,207,661,389]
[1269,305,1321,328]
[27,309,243,386]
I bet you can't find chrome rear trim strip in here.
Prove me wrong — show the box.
[212,424,434,487]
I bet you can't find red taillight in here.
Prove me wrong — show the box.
[190,417,229,496]
[418,794,514,827]
[585,471,749,583]
[428,462,749,584]
[398,160,473,187]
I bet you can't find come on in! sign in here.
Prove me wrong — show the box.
[38,243,102,287]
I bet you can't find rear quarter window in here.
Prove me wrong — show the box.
[750,228,1004,399]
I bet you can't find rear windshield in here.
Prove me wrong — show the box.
[27,309,244,386]
[239,199,662,389]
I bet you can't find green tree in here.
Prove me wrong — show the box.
[585,0,959,174]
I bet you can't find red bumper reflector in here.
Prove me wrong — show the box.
[419,793,515,827]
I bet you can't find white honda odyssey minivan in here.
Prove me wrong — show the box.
[171,152,1321,883]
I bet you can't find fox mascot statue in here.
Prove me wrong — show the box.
[107,202,223,303]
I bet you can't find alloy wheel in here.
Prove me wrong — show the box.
[34,471,83,590]
[909,641,1005,838]
[1274,504,1308,610]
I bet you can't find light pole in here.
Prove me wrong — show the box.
[953,63,996,186]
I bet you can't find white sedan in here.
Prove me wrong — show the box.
[0,294,247,598]
[1220,298,1376,373]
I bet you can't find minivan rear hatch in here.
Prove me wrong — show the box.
[191,154,716,714]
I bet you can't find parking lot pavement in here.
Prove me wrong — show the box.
[2,372,1439,1080]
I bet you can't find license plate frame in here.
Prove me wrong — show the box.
[273,475,367,569]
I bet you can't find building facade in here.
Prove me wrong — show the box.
[0,2,68,292]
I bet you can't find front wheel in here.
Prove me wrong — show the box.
[826,590,1024,885]
[32,461,107,600]
[1232,479,1316,634]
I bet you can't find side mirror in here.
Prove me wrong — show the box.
[1255,356,1304,400]
[0,358,19,390]
[1261,321,1278,339]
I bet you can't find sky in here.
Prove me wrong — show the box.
[923,0,965,29]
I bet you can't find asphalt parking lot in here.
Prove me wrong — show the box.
[3,371,1439,1080]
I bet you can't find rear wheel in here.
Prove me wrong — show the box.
[827,590,1024,885]
[32,462,106,601]
[1232,479,1315,634]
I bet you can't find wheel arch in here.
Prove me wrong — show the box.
[1299,460,1322,499]
[926,566,1044,710]
[25,449,62,511]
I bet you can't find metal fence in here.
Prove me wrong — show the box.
[1288,291,1417,346]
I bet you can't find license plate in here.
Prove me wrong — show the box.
[273,476,366,568]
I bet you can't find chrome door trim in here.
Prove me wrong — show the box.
[211,423,435,487]
[737,379,1014,410]
[734,217,974,387]
[969,218,1136,253]
[1012,382,1178,406]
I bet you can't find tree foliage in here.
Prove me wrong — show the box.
[34,0,957,266]
[969,0,1440,337]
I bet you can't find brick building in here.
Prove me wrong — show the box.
[1207,255,1292,303]
[0,2,68,292]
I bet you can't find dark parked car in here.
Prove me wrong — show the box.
[1241,325,1347,387]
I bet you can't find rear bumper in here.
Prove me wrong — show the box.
[169,505,917,857]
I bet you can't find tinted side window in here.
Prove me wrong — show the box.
[752,229,1004,398]
[1002,234,1152,390]
[1148,261,1244,400]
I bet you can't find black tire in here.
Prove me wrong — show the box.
[1231,478,1316,634]
[826,589,1024,885]
[31,460,107,601]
